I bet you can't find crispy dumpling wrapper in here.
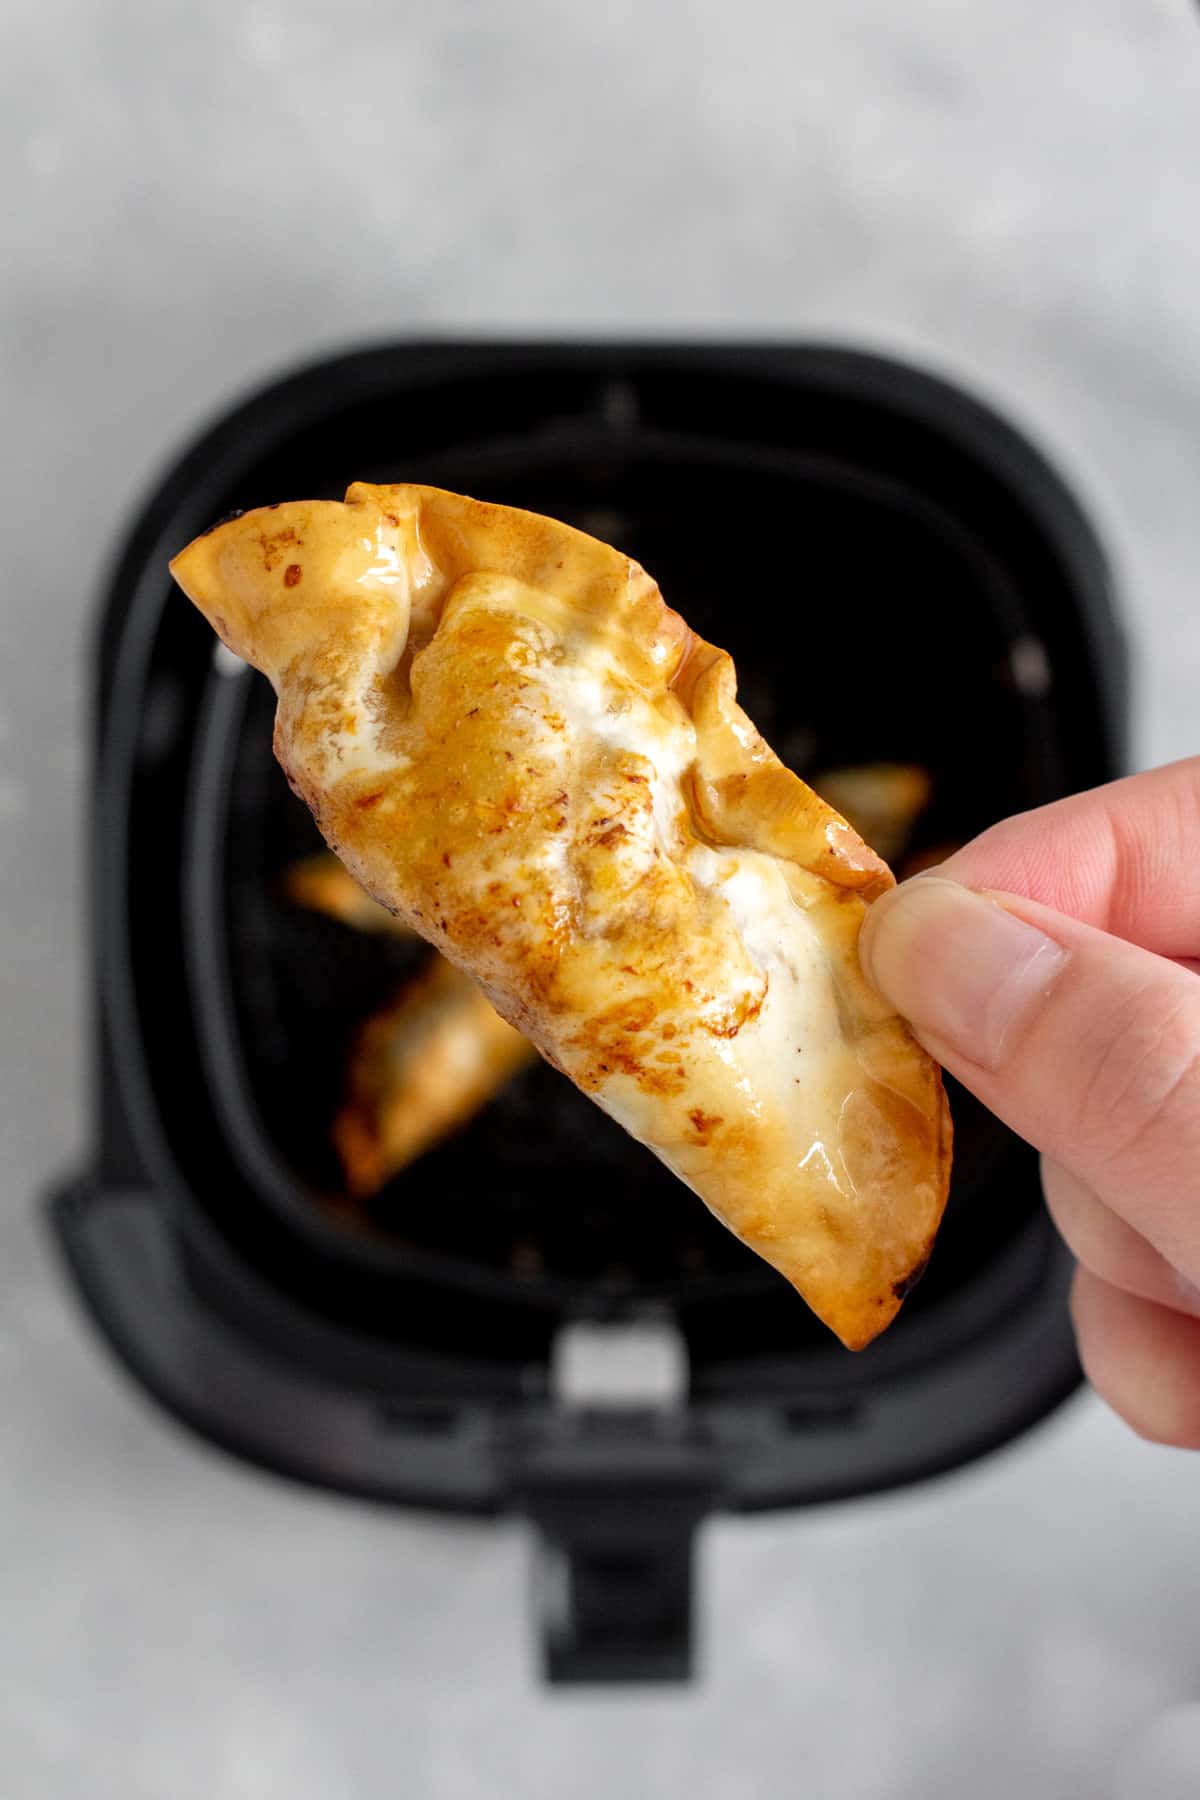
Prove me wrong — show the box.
[810,764,932,867]
[172,483,951,1348]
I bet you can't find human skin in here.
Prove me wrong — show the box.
[859,757,1200,1449]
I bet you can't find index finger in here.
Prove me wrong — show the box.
[936,757,1200,960]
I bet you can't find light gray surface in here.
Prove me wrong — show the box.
[4,3,1200,1796]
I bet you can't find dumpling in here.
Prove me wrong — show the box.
[334,958,539,1197]
[810,764,931,866]
[284,850,538,1188]
[171,482,951,1347]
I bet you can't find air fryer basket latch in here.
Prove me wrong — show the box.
[514,1415,720,1684]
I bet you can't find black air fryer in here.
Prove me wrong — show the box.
[52,343,1125,1683]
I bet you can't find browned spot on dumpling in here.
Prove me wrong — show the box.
[700,977,767,1039]
[258,526,299,572]
[688,1108,723,1143]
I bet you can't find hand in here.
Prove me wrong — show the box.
[859,758,1200,1447]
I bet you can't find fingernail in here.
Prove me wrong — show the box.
[860,877,1068,1070]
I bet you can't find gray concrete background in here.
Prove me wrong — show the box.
[4,2,1200,1796]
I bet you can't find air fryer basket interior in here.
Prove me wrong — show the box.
[155,352,1112,1377]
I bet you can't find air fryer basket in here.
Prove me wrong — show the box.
[54,343,1125,1682]
[195,449,1039,1317]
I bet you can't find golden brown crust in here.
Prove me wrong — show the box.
[172,483,952,1347]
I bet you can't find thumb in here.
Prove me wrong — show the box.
[860,876,1200,1282]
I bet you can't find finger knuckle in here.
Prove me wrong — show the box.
[1069,981,1200,1182]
